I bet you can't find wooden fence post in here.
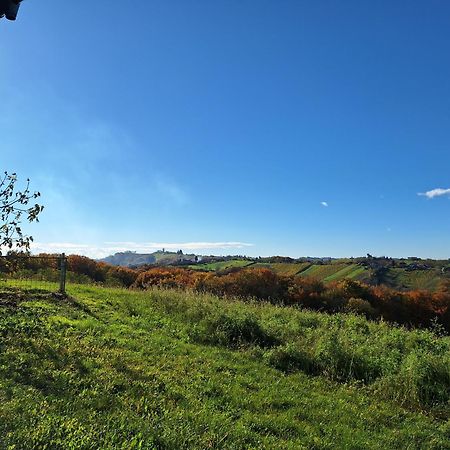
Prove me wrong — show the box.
[59,253,67,294]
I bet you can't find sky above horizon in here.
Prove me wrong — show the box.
[1,1,450,259]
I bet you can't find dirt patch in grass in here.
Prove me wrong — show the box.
[0,288,60,308]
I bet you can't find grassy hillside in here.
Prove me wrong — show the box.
[188,259,253,272]
[0,285,448,449]
[187,258,449,292]
[251,262,312,276]
[322,264,369,282]
[96,253,450,293]
[102,251,197,267]
[384,268,445,292]
[297,263,369,282]
[189,260,313,276]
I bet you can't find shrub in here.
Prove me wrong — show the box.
[345,297,377,318]
[132,268,195,290]
[286,277,325,308]
[67,255,105,282]
[200,269,289,303]
[103,265,138,288]
[337,279,372,301]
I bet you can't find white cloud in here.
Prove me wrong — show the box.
[320,201,329,207]
[105,241,253,250]
[418,188,450,199]
[30,241,254,259]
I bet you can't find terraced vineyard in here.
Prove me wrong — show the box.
[251,262,312,276]
[187,260,446,291]
[188,259,254,272]
[321,264,370,282]
[296,263,370,282]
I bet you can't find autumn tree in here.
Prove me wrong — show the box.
[0,172,44,255]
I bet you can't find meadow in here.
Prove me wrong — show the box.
[251,262,312,277]
[188,259,254,272]
[0,283,448,449]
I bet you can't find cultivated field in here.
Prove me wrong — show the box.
[251,262,312,276]
[188,259,254,272]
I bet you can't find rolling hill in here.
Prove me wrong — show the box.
[100,252,450,292]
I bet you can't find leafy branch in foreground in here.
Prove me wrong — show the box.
[0,171,44,255]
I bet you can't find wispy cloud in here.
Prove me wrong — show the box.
[320,201,329,207]
[31,241,254,259]
[29,242,94,256]
[105,241,253,251]
[418,188,450,199]
[154,176,189,205]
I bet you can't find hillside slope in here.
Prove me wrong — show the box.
[99,253,450,292]
[101,251,197,267]
[0,285,448,449]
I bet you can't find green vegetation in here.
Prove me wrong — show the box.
[252,262,312,276]
[187,259,447,292]
[385,268,445,292]
[188,259,253,272]
[322,264,369,282]
[0,284,448,449]
[101,251,198,267]
[298,263,360,280]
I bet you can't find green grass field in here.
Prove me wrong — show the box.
[0,284,448,449]
[0,276,60,292]
[251,262,312,276]
[188,259,254,272]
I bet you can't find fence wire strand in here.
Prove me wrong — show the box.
[0,255,66,294]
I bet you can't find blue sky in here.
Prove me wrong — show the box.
[1,1,449,259]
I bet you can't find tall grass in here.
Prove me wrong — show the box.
[0,284,448,448]
[73,285,450,413]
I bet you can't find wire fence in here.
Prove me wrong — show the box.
[0,254,67,294]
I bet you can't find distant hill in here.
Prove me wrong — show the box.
[101,250,198,267]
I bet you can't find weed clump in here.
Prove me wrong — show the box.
[374,351,450,410]
[191,312,278,349]
[344,297,377,318]
[264,344,314,374]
